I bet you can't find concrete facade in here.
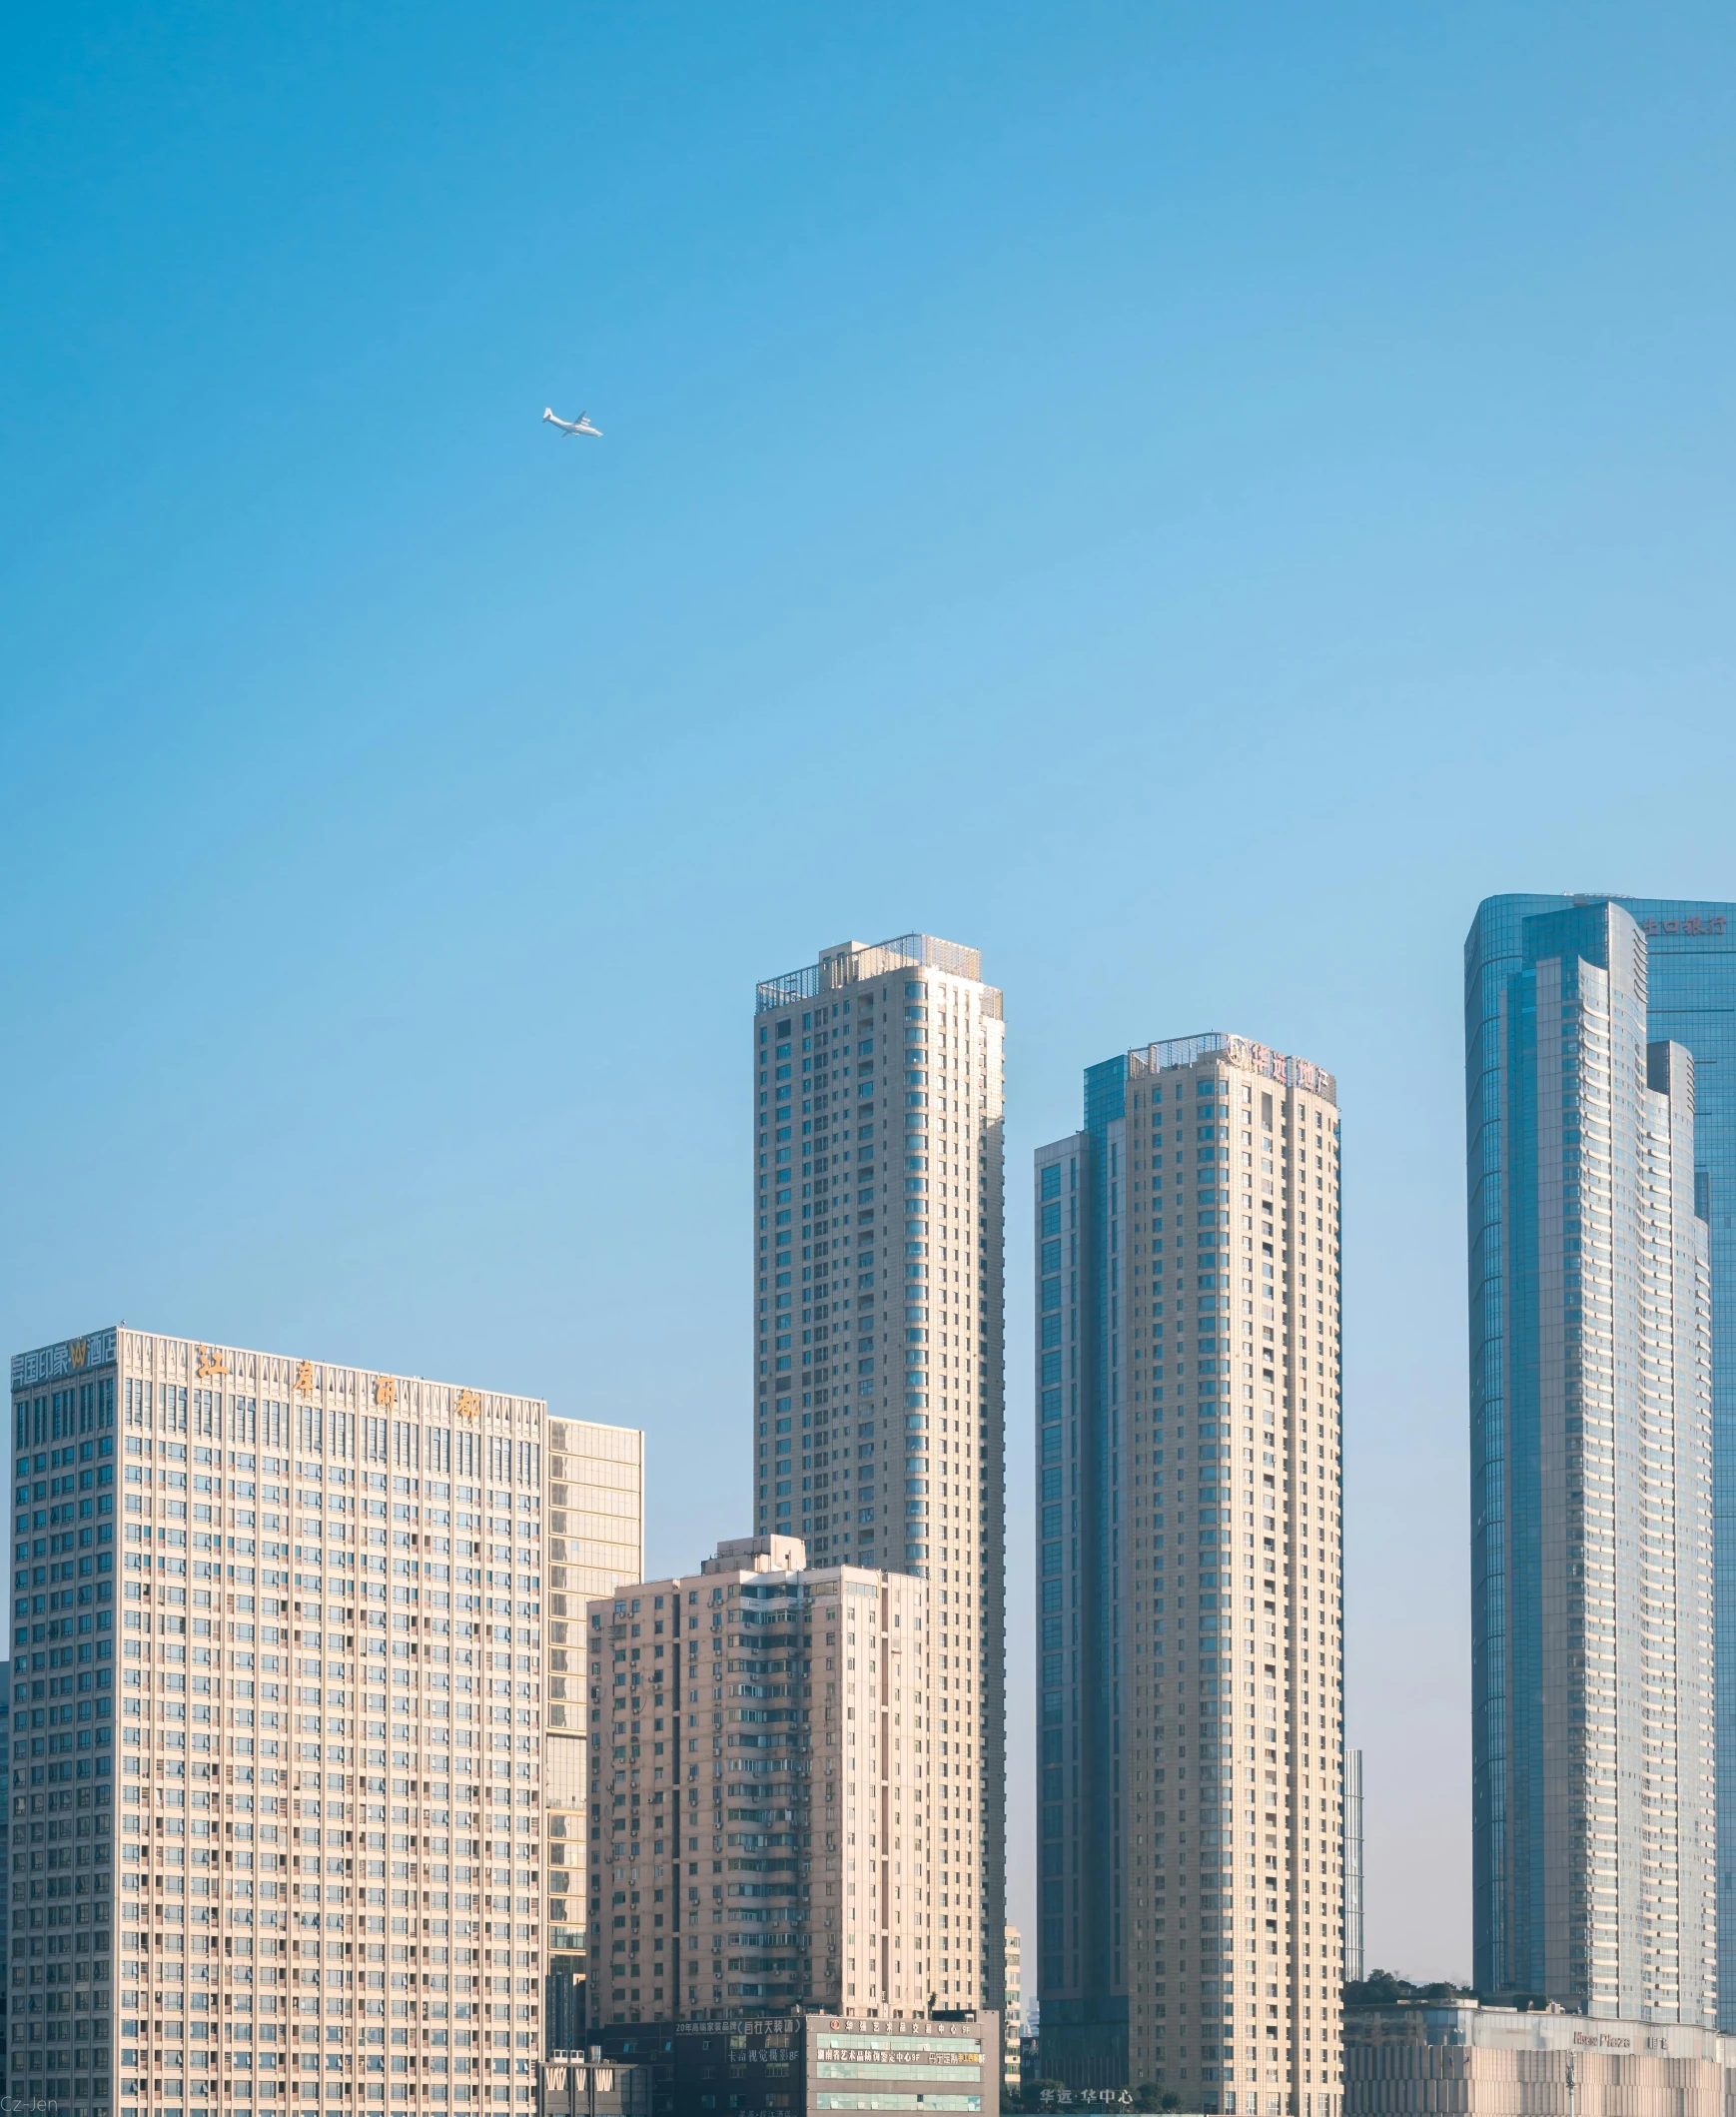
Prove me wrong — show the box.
[673,2007,1000,2115]
[1035,1034,1346,2111]
[1346,2000,1736,2117]
[751,933,1007,2018]
[9,1324,553,2117]
[542,1420,645,2054]
[583,1535,939,2031]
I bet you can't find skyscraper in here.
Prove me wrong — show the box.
[750,933,1007,2013]
[1466,899,1716,2020]
[0,1664,11,2084]
[541,1419,645,2052]
[581,1534,933,2025]
[1470,893,1736,2022]
[8,1324,551,2117]
[1036,1034,1345,2107]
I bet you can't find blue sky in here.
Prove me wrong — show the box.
[7,0,1736,1979]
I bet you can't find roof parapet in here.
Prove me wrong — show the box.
[757,932,1001,1018]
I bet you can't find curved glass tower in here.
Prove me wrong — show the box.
[1466,897,1719,2021]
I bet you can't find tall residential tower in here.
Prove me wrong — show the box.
[751,933,1007,2014]
[1466,899,1716,2020]
[583,1534,934,2027]
[1036,1034,1345,2109]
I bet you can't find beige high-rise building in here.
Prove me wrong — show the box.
[1035,1034,1344,2112]
[582,1535,934,2028]
[539,1421,644,2051]
[750,933,1006,2014]
[7,1325,553,2117]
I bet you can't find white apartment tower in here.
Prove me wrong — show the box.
[1035,1035,1345,2110]
[583,1536,933,2025]
[7,1326,551,2117]
[750,933,1007,2013]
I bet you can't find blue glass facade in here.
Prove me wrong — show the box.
[1033,1099,1124,2089]
[1035,1054,1166,2085]
[1467,897,1720,2020]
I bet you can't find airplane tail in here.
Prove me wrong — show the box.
[541,408,555,421]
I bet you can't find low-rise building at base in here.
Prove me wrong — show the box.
[1346,2000,1736,2117]
[675,2008,1000,2115]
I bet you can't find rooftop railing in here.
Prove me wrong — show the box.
[757,932,1002,1017]
[1128,1031,1336,1103]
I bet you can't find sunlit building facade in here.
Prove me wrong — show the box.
[583,1535,934,2028]
[1469,894,1736,2023]
[1036,1033,1346,2107]
[1466,900,1717,2019]
[8,1325,551,2117]
[750,933,1007,2014]
[541,1421,644,2052]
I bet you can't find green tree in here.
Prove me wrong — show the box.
[1343,1968,1475,2008]
[1024,2080,1069,2112]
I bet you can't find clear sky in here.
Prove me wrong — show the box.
[7,0,1736,1983]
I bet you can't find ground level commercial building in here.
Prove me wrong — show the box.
[1345,1999,1736,2117]
[674,2008,999,2114]
[536,2050,651,2116]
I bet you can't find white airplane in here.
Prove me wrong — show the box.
[542,407,602,439]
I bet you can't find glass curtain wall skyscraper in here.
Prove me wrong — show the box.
[1470,896,1736,2013]
[1035,1033,1345,2107]
[1465,900,1717,2021]
[750,933,1007,2014]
